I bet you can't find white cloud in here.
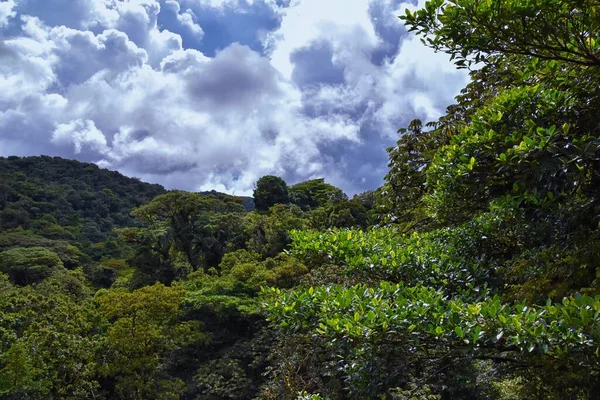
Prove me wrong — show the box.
[0,16,360,195]
[52,119,109,154]
[267,0,468,134]
[0,0,16,27]
[164,0,204,37]
[51,27,148,84]
[11,0,184,66]
[178,9,203,34]
[375,33,469,130]
[0,17,55,107]
[267,0,378,78]
[0,0,468,195]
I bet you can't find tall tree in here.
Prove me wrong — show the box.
[253,176,290,211]
[288,179,347,211]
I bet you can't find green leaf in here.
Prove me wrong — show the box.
[455,326,464,338]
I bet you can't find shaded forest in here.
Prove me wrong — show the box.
[2,0,600,399]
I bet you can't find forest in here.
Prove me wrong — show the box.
[1,0,599,399]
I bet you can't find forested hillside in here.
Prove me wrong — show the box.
[0,157,371,399]
[0,155,165,239]
[1,0,600,399]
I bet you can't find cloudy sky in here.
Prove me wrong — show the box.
[0,0,467,195]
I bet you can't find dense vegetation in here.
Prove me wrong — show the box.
[0,156,370,399]
[261,1,600,398]
[2,0,600,398]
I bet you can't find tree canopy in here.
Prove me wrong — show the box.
[253,175,290,211]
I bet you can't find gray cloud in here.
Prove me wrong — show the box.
[291,41,345,88]
[186,43,284,108]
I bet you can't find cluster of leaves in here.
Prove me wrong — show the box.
[254,176,373,231]
[402,0,600,69]
[264,224,600,398]
[265,284,600,368]
[288,217,509,293]
[0,270,200,399]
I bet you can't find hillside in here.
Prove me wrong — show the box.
[0,156,167,241]
[0,155,367,399]
[0,156,256,245]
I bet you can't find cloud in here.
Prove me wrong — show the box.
[162,0,204,38]
[267,0,378,78]
[0,0,467,195]
[172,0,281,55]
[52,119,109,154]
[263,0,468,190]
[186,43,284,108]
[51,27,148,85]
[0,11,359,194]
[0,0,16,27]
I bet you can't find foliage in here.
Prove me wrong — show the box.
[0,156,165,245]
[0,273,100,399]
[0,247,64,285]
[0,157,333,399]
[4,2,600,398]
[377,119,449,229]
[124,191,249,285]
[264,280,600,397]
[245,204,309,258]
[289,179,347,211]
[401,0,600,69]
[288,216,510,294]
[265,283,600,366]
[254,175,290,211]
[296,392,327,400]
[96,283,202,399]
[262,1,600,398]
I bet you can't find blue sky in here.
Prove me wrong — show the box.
[0,0,467,195]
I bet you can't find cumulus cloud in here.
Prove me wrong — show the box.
[163,0,203,36]
[0,0,16,27]
[263,0,468,190]
[52,119,109,154]
[0,0,467,195]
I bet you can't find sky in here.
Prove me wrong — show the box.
[0,0,468,196]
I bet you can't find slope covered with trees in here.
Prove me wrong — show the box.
[0,156,367,399]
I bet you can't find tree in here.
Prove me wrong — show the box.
[376,119,450,229]
[253,176,290,211]
[288,179,347,211]
[401,0,600,69]
[0,247,64,285]
[245,204,308,257]
[328,200,369,229]
[126,191,248,285]
[261,1,600,398]
[0,273,100,399]
[96,283,203,399]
